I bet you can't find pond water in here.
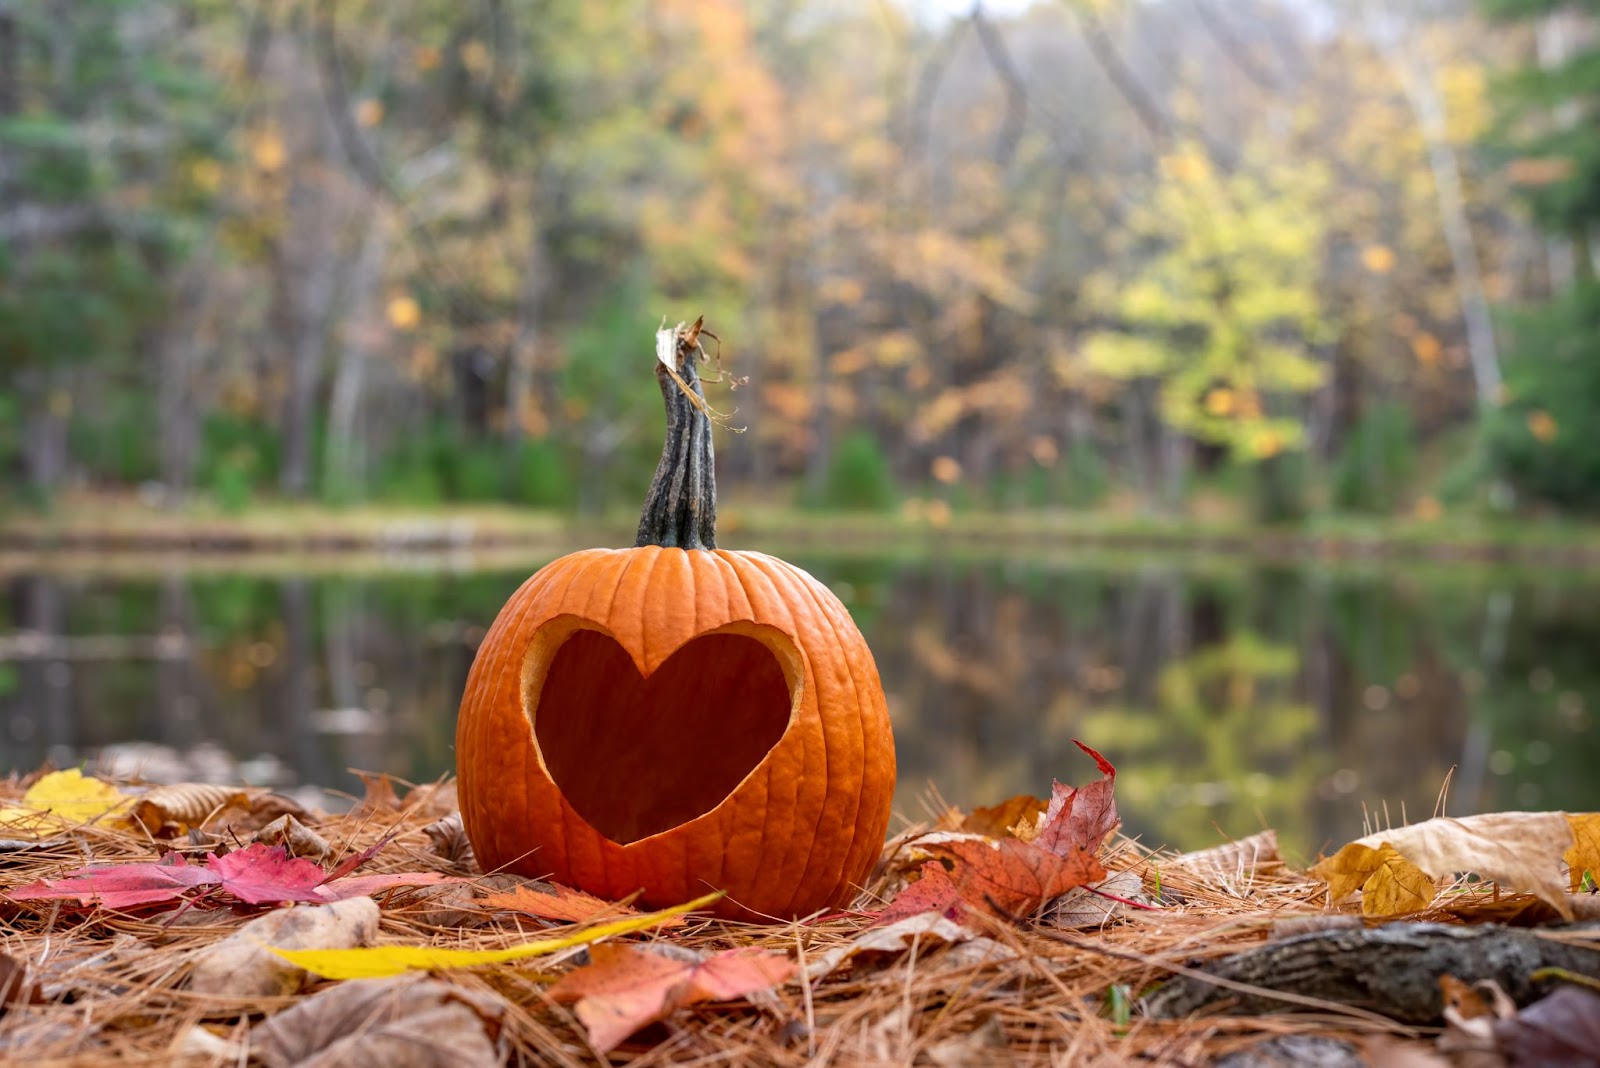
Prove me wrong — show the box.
[3,550,1597,862]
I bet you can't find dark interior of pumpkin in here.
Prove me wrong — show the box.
[531,627,794,845]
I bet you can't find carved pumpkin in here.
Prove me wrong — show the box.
[456,321,896,920]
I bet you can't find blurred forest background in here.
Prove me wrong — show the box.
[3,0,1598,526]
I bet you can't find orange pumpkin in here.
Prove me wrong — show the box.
[456,321,896,921]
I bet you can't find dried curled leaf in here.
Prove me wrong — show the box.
[253,975,508,1068]
[129,783,248,835]
[1313,812,1588,919]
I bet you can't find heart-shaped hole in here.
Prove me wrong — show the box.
[527,624,797,845]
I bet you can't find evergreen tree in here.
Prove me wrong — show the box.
[1481,0,1600,510]
[0,1,218,498]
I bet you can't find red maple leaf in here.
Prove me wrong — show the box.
[873,861,970,927]
[206,844,328,904]
[1033,740,1120,859]
[6,852,218,909]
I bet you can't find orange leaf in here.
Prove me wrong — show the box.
[923,836,1105,920]
[961,795,1048,840]
[548,944,793,1053]
[478,883,682,927]
[1566,813,1600,892]
[1360,844,1435,917]
[874,861,969,927]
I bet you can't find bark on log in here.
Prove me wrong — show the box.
[1142,922,1600,1025]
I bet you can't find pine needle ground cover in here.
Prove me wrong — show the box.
[2,761,1598,1067]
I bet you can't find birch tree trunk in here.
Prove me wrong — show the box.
[1366,10,1502,407]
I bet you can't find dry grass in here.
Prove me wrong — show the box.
[0,774,1413,1067]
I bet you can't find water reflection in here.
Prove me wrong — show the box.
[3,555,1596,860]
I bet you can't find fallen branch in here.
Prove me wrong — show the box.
[1142,921,1600,1024]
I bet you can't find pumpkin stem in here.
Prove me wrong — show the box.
[636,319,717,550]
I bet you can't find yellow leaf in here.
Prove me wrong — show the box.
[355,99,384,127]
[414,45,441,72]
[266,891,724,980]
[1361,245,1396,274]
[1311,842,1385,904]
[1411,333,1441,367]
[251,131,286,173]
[1360,844,1435,917]
[930,456,962,485]
[387,296,421,330]
[1566,814,1600,892]
[1320,812,1579,920]
[1413,496,1443,522]
[1527,410,1558,443]
[0,769,130,828]
[1204,388,1235,417]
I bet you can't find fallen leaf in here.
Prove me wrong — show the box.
[1565,813,1599,892]
[1441,975,1494,1021]
[1033,741,1120,859]
[128,783,248,836]
[0,769,130,830]
[873,862,970,927]
[960,795,1048,840]
[1491,985,1600,1066]
[316,872,461,902]
[1313,813,1581,919]
[188,896,380,999]
[423,812,477,871]
[8,851,218,908]
[253,814,332,861]
[925,1015,1008,1068]
[1361,844,1436,917]
[923,835,1105,920]
[354,773,404,816]
[266,890,723,979]
[7,841,439,911]
[808,911,975,980]
[208,843,327,904]
[0,954,43,1015]
[478,883,668,925]
[1168,829,1283,882]
[548,944,793,1053]
[1045,868,1149,928]
[253,974,507,1068]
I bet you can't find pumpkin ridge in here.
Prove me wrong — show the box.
[767,555,872,913]
[720,552,812,912]
[466,557,572,869]
[705,551,770,905]
[735,555,836,916]
[748,554,848,916]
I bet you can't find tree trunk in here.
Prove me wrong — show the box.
[1368,13,1502,407]
[324,217,386,501]
[505,220,549,451]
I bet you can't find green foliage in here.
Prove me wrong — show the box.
[515,439,578,509]
[1332,404,1417,515]
[1480,0,1600,237]
[71,393,162,485]
[814,431,898,513]
[1485,281,1600,511]
[1079,143,1331,465]
[198,415,278,514]
[1251,452,1308,526]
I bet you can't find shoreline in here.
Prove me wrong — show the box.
[5,498,1599,571]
